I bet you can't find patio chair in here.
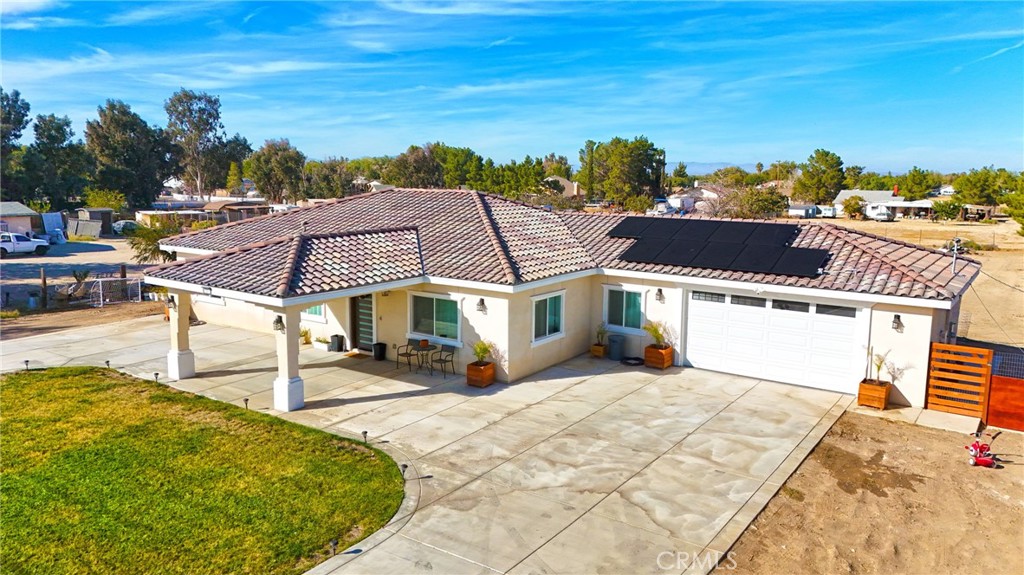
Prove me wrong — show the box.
[396,338,420,371]
[431,345,456,378]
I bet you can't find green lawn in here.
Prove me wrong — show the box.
[1,367,404,574]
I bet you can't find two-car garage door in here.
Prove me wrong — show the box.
[685,290,864,394]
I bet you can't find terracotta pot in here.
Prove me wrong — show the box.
[467,361,495,387]
[419,338,429,348]
[590,344,606,358]
[644,345,673,369]
[858,379,891,410]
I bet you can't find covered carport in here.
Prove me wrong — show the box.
[144,229,425,411]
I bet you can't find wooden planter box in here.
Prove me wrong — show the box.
[644,345,673,369]
[858,379,891,410]
[590,344,606,359]
[467,362,496,387]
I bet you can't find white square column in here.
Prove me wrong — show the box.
[167,292,195,380]
[273,308,304,412]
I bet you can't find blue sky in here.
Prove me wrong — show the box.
[2,1,1022,173]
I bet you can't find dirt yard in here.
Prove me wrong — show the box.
[0,301,164,340]
[720,412,1024,575]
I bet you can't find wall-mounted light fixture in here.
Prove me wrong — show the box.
[272,315,286,333]
[655,288,665,303]
[166,295,177,311]
[202,286,213,296]
[381,290,390,297]
[891,314,903,331]
[476,298,487,313]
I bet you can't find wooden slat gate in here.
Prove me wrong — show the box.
[926,342,992,418]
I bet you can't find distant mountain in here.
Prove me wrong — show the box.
[671,161,758,176]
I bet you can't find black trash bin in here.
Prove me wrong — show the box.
[607,334,626,361]
[372,342,387,361]
[329,334,346,352]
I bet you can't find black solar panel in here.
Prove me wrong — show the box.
[689,242,745,269]
[619,238,669,262]
[708,221,760,244]
[608,217,825,277]
[642,218,686,239]
[609,217,653,238]
[672,219,720,242]
[729,244,788,273]
[772,248,830,277]
[651,239,704,267]
[747,223,799,246]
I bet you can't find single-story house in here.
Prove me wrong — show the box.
[884,199,934,219]
[136,210,215,228]
[203,200,271,223]
[787,205,817,219]
[0,201,38,234]
[834,189,905,217]
[145,188,979,413]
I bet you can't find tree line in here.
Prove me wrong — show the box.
[2,86,1022,231]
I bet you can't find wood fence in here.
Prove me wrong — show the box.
[926,343,992,418]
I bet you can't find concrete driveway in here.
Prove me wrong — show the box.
[1,318,852,574]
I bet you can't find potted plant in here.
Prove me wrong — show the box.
[642,321,673,369]
[299,327,311,345]
[467,340,496,387]
[591,322,608,358]
[857,348,891,410]
[313,336,330,351]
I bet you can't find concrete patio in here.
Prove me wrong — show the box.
[2,316,854,574]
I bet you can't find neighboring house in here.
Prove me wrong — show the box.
[787,205,817,219]
[0,201,38,234]
[833,189,905,217]
[146,188,979,414]
[203,200,271,223]
[543,175,582,198]
[885,199,934,219]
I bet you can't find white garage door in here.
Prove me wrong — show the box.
[685,290,863,394]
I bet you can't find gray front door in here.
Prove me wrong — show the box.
[352,295,374,352]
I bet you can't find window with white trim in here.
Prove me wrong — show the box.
[301,304,326,323]
[816,304,856,318]
[532,292,564,342]
[607,287,642,329]
[410,294,459,339]
[692,291,725,303]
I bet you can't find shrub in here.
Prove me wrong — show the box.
[642,321,669,348]
[0,309,21,319]
[472,340,494,364]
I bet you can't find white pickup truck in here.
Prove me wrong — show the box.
[0,232,49,257]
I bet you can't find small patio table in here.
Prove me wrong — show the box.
[415,344,438,374]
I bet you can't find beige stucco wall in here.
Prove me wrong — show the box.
[867,303,938,407]
[506,277,592,381]
[1,215,33,234]
[589,275,684,364]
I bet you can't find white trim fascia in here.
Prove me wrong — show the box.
[599,268,954,310]
[422,275,516,293]
[143,275,424,309]
[160,244,216,256]
[510,269,596,293]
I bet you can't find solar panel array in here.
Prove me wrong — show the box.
[608,217,829,278]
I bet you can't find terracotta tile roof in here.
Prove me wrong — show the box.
[154,188,978,301]
[558,212,979,300]
[146,228,423,297]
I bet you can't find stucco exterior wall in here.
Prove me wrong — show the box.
[590,275,684,364]
[1,215,33,234]
[506,278,592,381]
[868,303,937,407]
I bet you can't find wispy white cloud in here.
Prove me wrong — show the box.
[0,0,60,15]
[486,36,514,49]
[241,7,266,24]
[951,39,1024,73]
[2,15,79,29]
[378,0,548,17]
[105,1,224,26]
[437,78,570,100]
[347,39,393,53]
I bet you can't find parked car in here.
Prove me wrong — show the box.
[0,232,49,257]
[864,204,895,221]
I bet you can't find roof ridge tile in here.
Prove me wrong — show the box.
[471,191,519,284]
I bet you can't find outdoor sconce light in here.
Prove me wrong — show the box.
[202,286,213,296]
[655,288,665,303]
[891,314,903,331]
[167,295,177,310]
[381,290,390,297]
[476,298,487,313]
[272,315,286,333]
